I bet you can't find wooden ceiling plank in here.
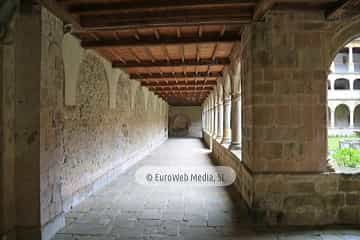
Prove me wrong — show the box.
[141,80,217,87]
[67,0,256,15]
[79,14,251,30]
[161,46,171,62]
[131,71,222,80]
[154,29,161,40]
[128,48,141,63]
[81,34,241,49]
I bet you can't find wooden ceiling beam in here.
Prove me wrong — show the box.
[130,71,223,80]
[78,11,251,30]
[81,34,241,49]
[155,90,211,96]
[148,85,215,89]
[150,87,213,91]
[113,58,230,68]
[137,77,217,82]
[68,0,256,15]
[141,80,217,87]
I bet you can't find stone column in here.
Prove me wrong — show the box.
[331,110,335,128]
[209,107,212,134]
[205,106,208,132]
[349,46,355,73]
[350,109,354,128]
[222,96,232,144]
[212,96,218,138]
[216,98,224,141]
[242,12,327,172]
[207,107,210,132]
[330,61,335,73]
[230,93,241,150]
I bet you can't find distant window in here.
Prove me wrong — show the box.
[334,78,350,90]
[354,79,360,89]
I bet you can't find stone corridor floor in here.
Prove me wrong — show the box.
[53,138,360,240]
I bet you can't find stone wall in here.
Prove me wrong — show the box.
[40,8,168,236]
[205,131,360,226]
[1,8,169,240]
[242,11,329,173]
[169,106,202,138]
[0,23,16,239]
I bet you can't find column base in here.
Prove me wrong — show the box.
[221,138,231,145]
[216,135,223,142]
[229,142,241,150]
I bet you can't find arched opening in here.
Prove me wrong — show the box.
[354,79,360,89]
[354,105,360,128]
[328,36,360,170]
[334,78,350,89]
[333,48,349,73]
[335,104,350,127]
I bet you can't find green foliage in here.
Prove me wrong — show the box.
[333,148,360,168]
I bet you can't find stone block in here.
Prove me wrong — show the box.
[338,207,359,224]
[254,106,274,126]
[345,193,360,206]
[339,179,360,192]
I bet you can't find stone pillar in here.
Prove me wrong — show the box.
[350,109,354,128]
[212,95,218,138]
[230,93,241,150]
[205,106,208,132]
[330,61,335,73]
[349,46,355,73]
[222,96,232,144]
[242,12,327,172]
[209,99,214,135]
[331,110,335,128]
[216,99,224,141]
[207,107,210,132]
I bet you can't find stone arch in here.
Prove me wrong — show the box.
[44,42,65,107]
[327,16,360,67]
[77,52,109,112]
[334,78,350,89]
[169,113,191,137]
[62,33,85,106]
[135,86,146,113]
[117,77,131,113]
[335,104,350,128]
[354,79,360,90]
[354,105,360,128]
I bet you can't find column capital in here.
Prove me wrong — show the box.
[231,92,241,101]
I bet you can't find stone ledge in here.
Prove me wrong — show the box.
[203,130,360,226]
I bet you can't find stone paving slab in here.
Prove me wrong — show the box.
[52,139,360,240]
